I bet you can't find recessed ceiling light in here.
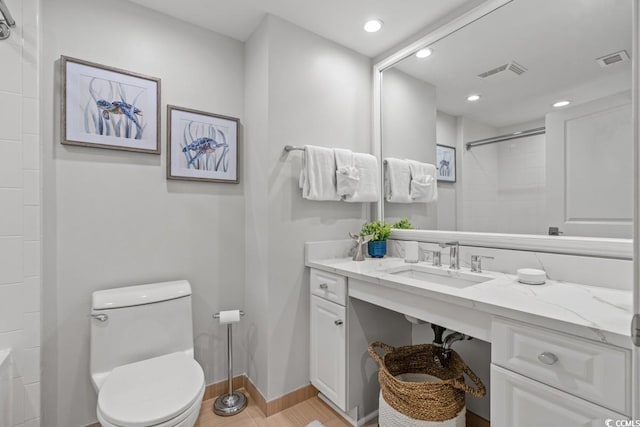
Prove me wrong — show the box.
[364,19,383,33]
[467,94,481,102]
[416,48,432,59]
[552,100,571,108]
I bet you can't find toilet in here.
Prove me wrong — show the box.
[90,280,205,427]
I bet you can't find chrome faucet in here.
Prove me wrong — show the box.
[439,241,460,270]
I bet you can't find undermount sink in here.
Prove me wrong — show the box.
[385,264,492,288]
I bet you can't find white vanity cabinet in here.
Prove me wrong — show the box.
[309,268,412,421]
[491,317,630,426]
[310,270,347,410]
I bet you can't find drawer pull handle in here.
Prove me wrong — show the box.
[335,319,344,326]
[319,283,329,289]
[538,352,558,365]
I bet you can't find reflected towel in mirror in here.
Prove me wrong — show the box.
[408,160,438,202]
[384,158,412,203]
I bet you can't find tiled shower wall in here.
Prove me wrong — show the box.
[0,0,41,425]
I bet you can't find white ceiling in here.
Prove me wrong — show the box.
[126,0,481,58]
[393,0,632,128]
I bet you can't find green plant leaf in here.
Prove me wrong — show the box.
[360,220,392,241]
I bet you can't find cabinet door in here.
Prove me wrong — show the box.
[310,295,346,410]
[491,365,626,427]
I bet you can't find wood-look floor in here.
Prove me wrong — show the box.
[195,392,352,427]
[194,392,489,427]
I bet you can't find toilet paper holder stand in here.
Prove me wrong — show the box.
[212,310,246,416]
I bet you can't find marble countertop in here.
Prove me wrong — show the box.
[307,256,634,349]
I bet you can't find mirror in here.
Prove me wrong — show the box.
[380,0,632,238]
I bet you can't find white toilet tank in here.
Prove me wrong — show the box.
[90,280,195,390]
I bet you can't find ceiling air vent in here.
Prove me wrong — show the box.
[596,50,630,67]
[477,61,527,79]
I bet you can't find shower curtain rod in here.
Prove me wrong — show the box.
[0,0,16,41]
[465,126,546,150]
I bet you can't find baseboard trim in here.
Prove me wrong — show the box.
[243,375,268,415]
[264,383,319,416]
[202,374,245,401]
[467,410,490,427]
[241,376,318,417]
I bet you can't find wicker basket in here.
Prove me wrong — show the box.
[368,341,486,422]
[379,391,466,427]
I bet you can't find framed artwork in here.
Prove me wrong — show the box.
[61,56,161,154]
[167,105,239,183]
[436,144,456,183]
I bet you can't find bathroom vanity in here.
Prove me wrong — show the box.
[306,241,633,426]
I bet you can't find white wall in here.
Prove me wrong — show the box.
[41,1,245,426]
[243,16,270,397]
[381,68,437,229]
[0,0,42,425]
[458,117,546,234]
[244,15,372,400]
[436,111,457,231]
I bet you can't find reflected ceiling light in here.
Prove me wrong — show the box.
[416,48,432,59]
[364,19,383,33]
[552,100,571,108]
[467,94,481,102]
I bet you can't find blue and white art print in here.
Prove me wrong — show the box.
[436,144,456,183]
[167,106,239,183]
[62,56,160,153]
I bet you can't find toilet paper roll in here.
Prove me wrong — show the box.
[405,241,419,263]
[218,310,241,324]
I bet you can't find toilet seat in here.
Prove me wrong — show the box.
[97,352,205,427]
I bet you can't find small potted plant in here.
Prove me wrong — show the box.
[392,218,414,230]
[360,220,392,258]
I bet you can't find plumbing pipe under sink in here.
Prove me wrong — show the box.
[0,350,12,427]
[442,331,472,362]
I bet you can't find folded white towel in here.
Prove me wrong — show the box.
[408,160,438,203]
[345,153,379,202]
[384,158,412,203]
[334,148,360,198]
[299,145,340,201]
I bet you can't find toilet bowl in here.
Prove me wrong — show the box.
[97,353,205,427]
[90,281,205,427]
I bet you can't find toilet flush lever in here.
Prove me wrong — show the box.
[90,313,108,322]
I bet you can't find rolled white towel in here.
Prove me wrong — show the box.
[408,160,438,203]
[384,158,412,203]
[299,145,340,201]
[345,153,379,202]
[334,148,360,198]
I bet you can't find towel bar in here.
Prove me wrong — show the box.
[284,145,305,152]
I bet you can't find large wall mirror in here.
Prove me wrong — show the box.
[379,0,632,239]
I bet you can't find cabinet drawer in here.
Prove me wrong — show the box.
[310,269,346,306]
[492,317,630,415]
[491,364,626,427]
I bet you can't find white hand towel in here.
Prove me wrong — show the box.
[408,160,438,203]
[384,158,412,203]
[334,148,360,198]
[298,145,340,201]
[344,153,379,202]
